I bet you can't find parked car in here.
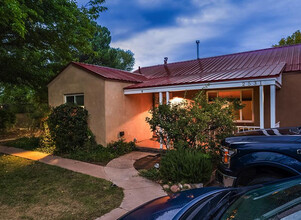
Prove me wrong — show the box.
[119,176,301,220]
[216,126,301,187]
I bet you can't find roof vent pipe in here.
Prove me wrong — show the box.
[164,57,168,65]
[196,40,200,59]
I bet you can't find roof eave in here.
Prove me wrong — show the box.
[124,76,282,95]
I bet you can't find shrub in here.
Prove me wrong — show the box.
[39,119,56,153]
[106,139,136,156]
[146,90,242,154]
[47,104,93,153]
[5,137,40,149]
[159,148,212,184]
[140,168,160,181]
[0,108,16,131]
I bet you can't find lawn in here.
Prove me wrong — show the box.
[3,137,136,166]
[0,153,123,220]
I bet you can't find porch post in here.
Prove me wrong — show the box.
[165,91,170,149]
[166,91,170,104]
[259,85,264,129]
[159,92,163,149]
[270,85,276,128]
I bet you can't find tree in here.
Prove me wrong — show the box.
[79,24,135,71]
[0,0,106,90]
[146,91,242,154]
[273,30,301,47]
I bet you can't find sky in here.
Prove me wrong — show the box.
[78,0,301,70]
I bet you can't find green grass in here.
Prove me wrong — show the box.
[4,137,55,153]
[0,153,123,220]
[4,137,136,166]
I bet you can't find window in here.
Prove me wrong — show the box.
[207,89,253,122]
[64,94,84,106]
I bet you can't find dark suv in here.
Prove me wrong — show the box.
[216,127,301,186]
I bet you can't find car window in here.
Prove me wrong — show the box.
[221,178,301,220]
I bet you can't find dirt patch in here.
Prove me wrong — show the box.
[134,154,161,171]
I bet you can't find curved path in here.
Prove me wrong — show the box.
[99,151,166,219]
[0,145,166,220]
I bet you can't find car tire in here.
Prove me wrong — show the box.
[247,174,283,186]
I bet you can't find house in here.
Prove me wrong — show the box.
[48,44,301,148]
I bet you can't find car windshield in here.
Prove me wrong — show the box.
[221,177,301,220]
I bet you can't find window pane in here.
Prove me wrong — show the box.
[208,92,217,102]
[242,90,252,120]
[76,95,84,106]
[66,96,74,103]
[218,90,240,101]
[242,90,252,101]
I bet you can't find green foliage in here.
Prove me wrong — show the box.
[0,108,16,130]
[48,104,91,153]
[140,168,160,182]
[146,91,241,153]
[0,0,106,93]
[0,83,50,129]
[39,119,56,153]
[273,30,301,47]
[79,24,135,71]
[6,136,136,165]
[106,139,136,156]
[159,148,212,184]
[66,139,136,165]
[5,136,40,149]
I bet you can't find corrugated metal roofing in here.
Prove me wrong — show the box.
[72,62,146,83]
[125,44,301,89]
[126,62,286,89]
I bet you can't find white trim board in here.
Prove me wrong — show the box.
[124,77,281,95]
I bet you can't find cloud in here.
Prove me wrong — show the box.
[96,0,301,69]
[111,1,237,68]
[112,25,221,68]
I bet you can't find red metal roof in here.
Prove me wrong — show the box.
[126,63,286,89]
[72,62,147,83]
[126,44,301,89]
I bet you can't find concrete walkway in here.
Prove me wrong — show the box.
[0,145,166,220]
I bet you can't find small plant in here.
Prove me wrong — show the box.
[106,139,136,156]
[139,168,160,181]
[159,148,212,184]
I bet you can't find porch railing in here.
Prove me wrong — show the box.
[236,126,261,133]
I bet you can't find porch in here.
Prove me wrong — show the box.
[125,77,281,149]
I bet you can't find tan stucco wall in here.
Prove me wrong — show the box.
[48,64,106,145]
[48,64,301,147]
[104,80,153,143]
[277,72,301,127]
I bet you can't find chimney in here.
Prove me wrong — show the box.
[196,40,200,59]
[164,57,168,65]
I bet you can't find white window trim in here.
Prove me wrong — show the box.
[206,88,254,123]
[64,93,84,106]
